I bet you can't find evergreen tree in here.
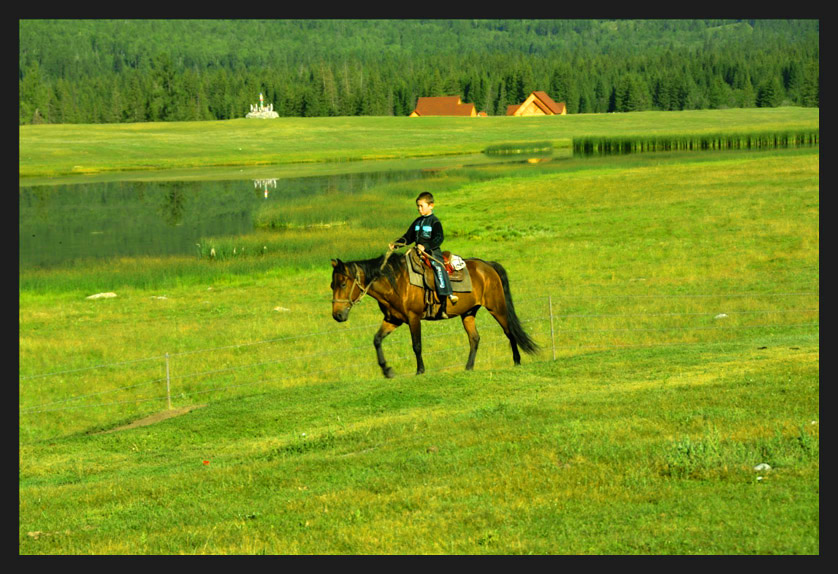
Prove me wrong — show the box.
[783,60,803,104]
[740,75,756,108]
[550,64,578,114]
[517,62,535,103]
[651,73,672,111]
[800,61,819,107]
[615,73,650,112]
[756,76,783,107]
[103,75,124,123]
[682,76,707,110]
[495,81,508,116]
[205,68,229,120]
[593,77,610,113]
[462,71,480,106]
[52,78,81,124]
[429,69,446,97]
[148,53,177,121]
[318,63,339,116]
[481,76,495,116]
[577,91,589,114]
[708,75,733,109]
[19,62,49,124]
[392,78,411,116]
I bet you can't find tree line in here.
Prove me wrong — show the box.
[19,19,819,125]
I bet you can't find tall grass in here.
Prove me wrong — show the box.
[574,128,820,155]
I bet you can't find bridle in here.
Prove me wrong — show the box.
[331,264,373,309]
[331,244,403,310]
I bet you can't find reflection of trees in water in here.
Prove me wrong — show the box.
[20,164,463,266]
[28,186,59,222]
[162,183,186,226]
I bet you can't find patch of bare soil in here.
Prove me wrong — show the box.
[96,405,207,434]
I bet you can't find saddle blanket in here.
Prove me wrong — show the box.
[406,250,473,293]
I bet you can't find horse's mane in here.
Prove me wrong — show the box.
[334,253,406,290]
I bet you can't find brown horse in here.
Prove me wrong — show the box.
[330,250,539,377]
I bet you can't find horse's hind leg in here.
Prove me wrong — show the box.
[486,305,522,366]
[374,320,401,379]
[461,310,480,370]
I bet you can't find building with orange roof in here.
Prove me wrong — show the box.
[410,96,477,117]
[506,91,567,116]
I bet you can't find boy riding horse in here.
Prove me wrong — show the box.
[389,192,458,315]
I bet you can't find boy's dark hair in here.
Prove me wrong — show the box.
[416,192,434,204]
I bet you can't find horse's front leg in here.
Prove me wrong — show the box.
[408,314,425,375]
[374,319,401,379]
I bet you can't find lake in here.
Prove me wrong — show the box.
[20,154,532,268]
[21,146,790,268]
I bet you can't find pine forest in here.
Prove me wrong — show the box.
[18,19,819,125]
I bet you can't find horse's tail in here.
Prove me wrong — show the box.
[486,260,540,355]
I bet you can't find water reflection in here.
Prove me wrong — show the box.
[19,168,443,267]
[26,147,800,268]
[162,184,187,226]
[254,179,277,199]
[19,150,586,267]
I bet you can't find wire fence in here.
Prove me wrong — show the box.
[19,289,819,421]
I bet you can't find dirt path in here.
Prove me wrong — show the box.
[96,404,207,434]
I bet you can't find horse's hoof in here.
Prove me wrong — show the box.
[383,367,395,379]
[416,369,425,375]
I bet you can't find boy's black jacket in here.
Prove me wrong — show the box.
[397,213,444,253]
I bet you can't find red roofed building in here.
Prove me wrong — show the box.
[506,91,567,116]
[410,96,477,117]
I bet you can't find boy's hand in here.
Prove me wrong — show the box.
[417,244,425,253]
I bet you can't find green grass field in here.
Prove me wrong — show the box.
[19,110,818,554]
[19,107,819,178]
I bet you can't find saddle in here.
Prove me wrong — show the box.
[406,249,472,319]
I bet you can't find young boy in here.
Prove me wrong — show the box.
[390,192,458,305]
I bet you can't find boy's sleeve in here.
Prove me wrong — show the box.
[396,219,416,246]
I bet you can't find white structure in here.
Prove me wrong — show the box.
[246,92,279,119]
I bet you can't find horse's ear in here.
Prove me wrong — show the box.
[331,259,339,268]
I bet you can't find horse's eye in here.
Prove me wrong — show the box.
[340,281,347,289]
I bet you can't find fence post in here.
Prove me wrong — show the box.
[548,295,556,361]
[165,353,172,410]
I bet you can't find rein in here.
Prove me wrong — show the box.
[378,240,406,272]
[331,263,374,309]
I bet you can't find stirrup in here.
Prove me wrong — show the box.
[449,294,458,304]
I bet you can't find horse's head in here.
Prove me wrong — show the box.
[330,259,360,322]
